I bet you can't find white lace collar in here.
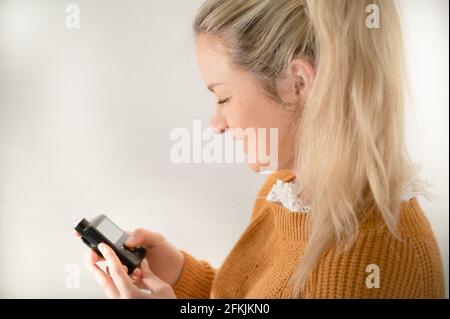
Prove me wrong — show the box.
[266,179,421,213]
[266,179,312,213]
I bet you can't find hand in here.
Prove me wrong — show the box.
[124,228,185,287]
[85,242,176,299]
[74,228,185,287]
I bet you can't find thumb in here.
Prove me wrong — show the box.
[124,234,144,248]
[125,228,165,248]
[140,258,154,276]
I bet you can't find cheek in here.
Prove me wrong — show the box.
[227,93,276,160]
[226,97,261,146]
[227,91,269,131]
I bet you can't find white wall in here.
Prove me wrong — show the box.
[0,0,447,298]
[400,0,449,297]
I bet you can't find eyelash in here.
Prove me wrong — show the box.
[217,98,230,105]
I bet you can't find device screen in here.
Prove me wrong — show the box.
[96,218,124,244]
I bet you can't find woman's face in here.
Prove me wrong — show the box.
[196,34,307,173]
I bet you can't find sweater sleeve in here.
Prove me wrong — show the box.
[171,250,216,299]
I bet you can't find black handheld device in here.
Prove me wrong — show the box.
[74,215,147,274]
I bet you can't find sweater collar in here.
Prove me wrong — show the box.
[263,170,312,243]
[261,170,429,243]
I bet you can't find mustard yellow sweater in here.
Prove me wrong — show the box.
[173,170,445,298]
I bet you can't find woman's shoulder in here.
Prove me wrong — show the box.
[356,198,443,272]
[308,198,445,298]
[361,197,436,237]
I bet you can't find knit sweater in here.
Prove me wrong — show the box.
[172,170,445,298]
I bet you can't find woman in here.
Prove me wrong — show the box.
[80,0,445,298]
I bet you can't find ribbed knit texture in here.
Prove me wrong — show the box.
[172,170,445,298]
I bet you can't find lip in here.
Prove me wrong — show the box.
[221,128,243,141]
[209,127,222,134]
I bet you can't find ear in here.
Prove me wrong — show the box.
[289,58,315,103]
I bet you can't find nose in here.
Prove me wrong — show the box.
[210,106,227,134]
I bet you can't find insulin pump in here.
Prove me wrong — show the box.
[74,214,147,274]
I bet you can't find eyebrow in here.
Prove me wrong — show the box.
[207,82,223,92]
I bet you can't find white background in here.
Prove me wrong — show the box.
[0,0,448,298]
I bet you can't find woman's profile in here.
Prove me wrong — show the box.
[78,0,445,299]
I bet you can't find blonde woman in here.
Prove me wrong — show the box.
[80,0,445,298]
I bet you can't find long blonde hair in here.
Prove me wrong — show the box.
[193,0,428,295]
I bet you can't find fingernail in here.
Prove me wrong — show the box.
[98,243,106,252]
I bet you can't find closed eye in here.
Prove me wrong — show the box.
[217,98,230,105]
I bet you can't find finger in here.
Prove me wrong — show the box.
[125,228,165,249]
[131,268,142,281]
[97,243,138,296]
[124,231,145,248]
[85,249,104,264]
[73,230,81,237]
[107,264,129,275]
[130,268,143,288]
[85,256,119,298]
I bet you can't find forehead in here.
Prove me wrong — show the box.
[195,34,264,95]
[196,34,233,84]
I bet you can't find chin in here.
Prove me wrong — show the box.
[247,161,277,175]
[247,161,261,173]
